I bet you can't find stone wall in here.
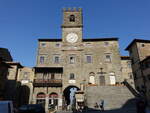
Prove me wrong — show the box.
[86,86,136,110]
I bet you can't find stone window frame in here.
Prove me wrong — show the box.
[105,53,112,63]
[89,72,95,84]
[85,54,93,63]
[23,72,29,80]
[55,43,61,47]
[69,73,75,80]
[39,56,45,64]
[53,55,60,64]
[69,15,75,22]
[109,72,116,85]
[69,54,76,64]
[41,43,46,47]
[104,41,109,47]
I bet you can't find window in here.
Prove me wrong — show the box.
[69,73,75,80]
[23,72,28,80]
[89,72,95,84]
[86,55,92,63]
[41,43,46,47]
[105,54,111,62]
[54,56,60,64]
[40,56,45,64]
[70,15,75,22]
[56,43,60,47]
[104,42,109,46]
[70,56,75,64]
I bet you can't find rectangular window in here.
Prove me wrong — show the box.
[56,43,61,47]
[54,56,60,64]
[40,56,45,64]
[69,56,75,64]
[105,54,111,62]
[69,73,75,80]
[41,43,46,47]
[23,72,28,80]
[104,42,109,46]
[86,55,92,63]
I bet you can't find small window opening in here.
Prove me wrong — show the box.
[70,15,75,22]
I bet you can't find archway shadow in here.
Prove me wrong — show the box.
[63,85,80,105]
[19,85,30,105]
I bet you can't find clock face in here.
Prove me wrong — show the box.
[66,33,78,43]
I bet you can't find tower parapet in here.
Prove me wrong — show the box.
[62,7,82,12]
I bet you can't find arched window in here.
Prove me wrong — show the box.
[36,92,46,108]
[89,72,95,84]
[49,92,58,109]
[37,92,46,98]
[70,15,75,22]
[49,92,58,98]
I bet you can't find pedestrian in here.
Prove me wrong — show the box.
[99,99,104,111]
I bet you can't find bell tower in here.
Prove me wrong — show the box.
[61,8,83,44]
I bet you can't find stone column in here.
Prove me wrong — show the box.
[32,93,36,104]
[45,94,49,112]
[58,98,62,110]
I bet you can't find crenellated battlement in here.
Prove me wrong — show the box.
[62,7,82,12]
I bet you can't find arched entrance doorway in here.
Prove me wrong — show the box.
[36,92,46,108]
[19,85,30,105]
[63,86,80,107]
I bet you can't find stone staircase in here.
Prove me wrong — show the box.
[86,86,137,112]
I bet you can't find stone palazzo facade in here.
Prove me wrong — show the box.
[30,8,133,111]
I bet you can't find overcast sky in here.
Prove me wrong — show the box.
[0,0,150,67]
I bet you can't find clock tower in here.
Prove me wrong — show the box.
[61,8,83,44]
